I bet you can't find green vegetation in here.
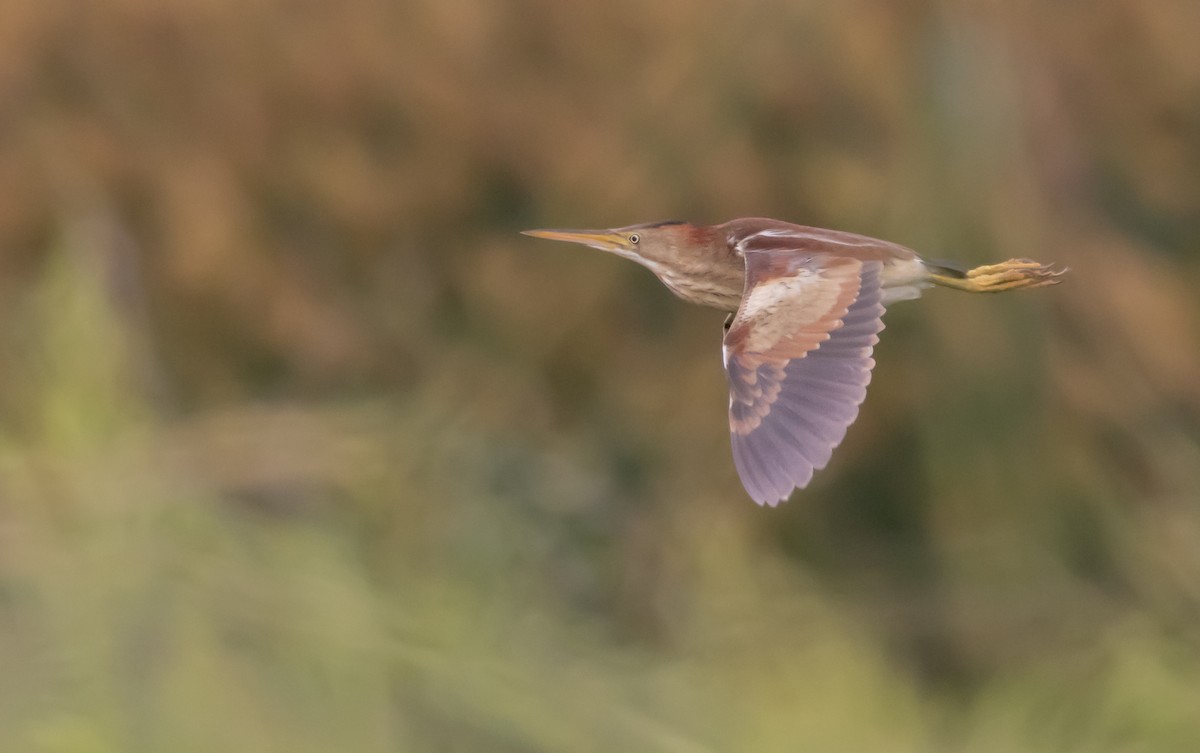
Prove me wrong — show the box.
[1,0,1199,750]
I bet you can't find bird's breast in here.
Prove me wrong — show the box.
[648,259,746,312]
[665,278,745,311]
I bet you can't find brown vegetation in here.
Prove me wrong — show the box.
[1,0,1199,749]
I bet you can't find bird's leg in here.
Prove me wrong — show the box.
[930,259,1068,293]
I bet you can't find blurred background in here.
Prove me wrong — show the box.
[1,0,1199,750]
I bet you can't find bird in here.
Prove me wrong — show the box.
[523,218,1066,506]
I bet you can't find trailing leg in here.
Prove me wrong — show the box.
[927,258,1067,293]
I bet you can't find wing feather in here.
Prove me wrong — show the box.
[724,253,885,505]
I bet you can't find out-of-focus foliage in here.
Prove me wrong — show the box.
[1,0,1199,750]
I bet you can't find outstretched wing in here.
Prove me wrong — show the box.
[723,252,885,506]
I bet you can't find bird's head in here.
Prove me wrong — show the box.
[521,220,698,269]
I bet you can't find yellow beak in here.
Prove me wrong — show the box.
[521,228,626,252]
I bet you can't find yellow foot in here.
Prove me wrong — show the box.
[935,259,1068,293]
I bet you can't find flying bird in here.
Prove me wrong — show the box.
[523,218,1066,506]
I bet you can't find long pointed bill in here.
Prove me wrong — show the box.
[521,228,626,252]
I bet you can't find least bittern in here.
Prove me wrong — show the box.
[524,219,1066,506]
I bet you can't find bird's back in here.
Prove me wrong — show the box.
[721,218,920,264]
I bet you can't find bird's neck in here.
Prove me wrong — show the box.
[640,225,745,312]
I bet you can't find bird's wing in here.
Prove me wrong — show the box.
[729,218,918,262]
[722,250,885,506]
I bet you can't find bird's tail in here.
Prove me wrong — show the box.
[925,258,1068,293]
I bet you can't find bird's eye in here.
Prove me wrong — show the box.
[629,233,640,244]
